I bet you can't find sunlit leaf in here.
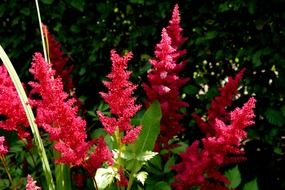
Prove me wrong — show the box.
[243,178,259,190]
[136,171,148,185]
[225,165,241,188]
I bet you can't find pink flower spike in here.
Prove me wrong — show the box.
[99,50,142,144]
[29,53,88,166]
[143,19,189,153]
[122,126,142,144]
[26,175,41,190]
[0,136,8,155]
[166,4,187,49]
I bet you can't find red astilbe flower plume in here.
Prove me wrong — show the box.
[29,53,89,166]
[42,24,74,92]
[193,68,246,136]
[143,4,189,152]
[26,175,41,190]
[0,136,8,155]
[143,28,189,152]
[0,65,29,139]
[83,137,113,176]
[166,4,188,64]
[98,50,142,144]
[117,168,129,187]
[173,97,256,190]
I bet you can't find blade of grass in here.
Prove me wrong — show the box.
[0,45,55,190]
[35,0,48,62]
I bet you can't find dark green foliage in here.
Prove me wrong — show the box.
[1,0,285,189]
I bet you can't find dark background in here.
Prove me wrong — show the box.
[1,0,285,189]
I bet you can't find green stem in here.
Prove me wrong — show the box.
[126,160,137,190]
[0,46,55,190]
[115,128,123,169]
[34,0,48,62]
[0,155,14,188]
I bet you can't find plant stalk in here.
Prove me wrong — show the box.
[34,0,48,62]
[0,155,14,188]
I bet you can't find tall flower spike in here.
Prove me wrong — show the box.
[166,4,188,72]
[166,4,187,52]
[143,28,189,152]
[193,68,246,136]
[173,83,255,190]
[29,53,88,166]
[42,24,74,92]
[98,50,142,144]
[26,175,41,190]
[0,65,29,139]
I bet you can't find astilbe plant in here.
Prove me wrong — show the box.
[193,68,246,136]
[98,50,142,144]
[97,50,142,187]
[28,53,113,171]
[0,65,29,139]
[143,4,189,152]
[172,70,256,190]
[0,3,259,190]
[29,52,88,166]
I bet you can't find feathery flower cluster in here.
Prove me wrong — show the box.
[83,137,113,176]
[143,4,189,151]
[173,98,256,190]
[98,50,142,144]
[42,24,74,92]
[29,53,88,166]
[173,70,256,190]
[0,65,29,139]
[26,175,41,190]
[0,136,8,155]
[193,69,245,136]
[166,4,187,63]
[29,52,112,175]
[117,168,129,187]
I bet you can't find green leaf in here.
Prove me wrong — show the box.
[171,142,188,154]
[252,51,262,67]
[40,0,54,4]
[113,149,135,160]
[136,171,148,185]
[133,101,162,154]
[91,128,107,139]
[265,108,285,127]
[130,0,144,5]
[225,165,241,188]
[149,154,162,170]
[95,167,116,190]
[70,0,85,12]
[163,156,175,173]
[205,31,218,40]
[183,84,199,95]
[20,7,30,16]
[137,151,158,161]
[0,179,9,189]
[55,164,72,190]
[243,178,259,190]
[154,181,171,190]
